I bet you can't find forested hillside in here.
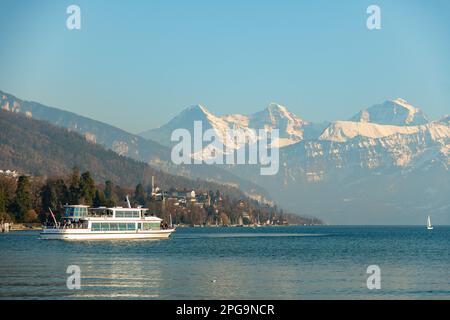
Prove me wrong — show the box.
[0,110,249,199]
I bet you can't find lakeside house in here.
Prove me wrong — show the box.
[0,169,19,178]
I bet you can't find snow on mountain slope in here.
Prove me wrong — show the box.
[247,103,306,142]
[136,97,450,172]
[141,102,315,149]
[350,98,429,126]
[319,121,450,143]
[140,98,448,171]
[440,115,450,124]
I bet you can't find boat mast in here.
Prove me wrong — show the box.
[48,208,58,226]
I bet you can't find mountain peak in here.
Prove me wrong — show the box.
[267,102,287,112]
[185,104,210,114]
[350,99,429,126]
[391,98,420,113]
[171,104,216,122]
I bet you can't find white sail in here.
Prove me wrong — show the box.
[427,215,433,230]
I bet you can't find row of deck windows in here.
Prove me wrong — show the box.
[91,223,135,231]
[65,207,88,218]
[91,222,160,231]
[114,210,141,218]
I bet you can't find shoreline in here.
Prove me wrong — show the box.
[3,223,324,232]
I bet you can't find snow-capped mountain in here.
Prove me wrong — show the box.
[349,98,429,125]
[319,120,450,144]
[140,102,327,150]
[139,98,450,171]
[139,98,450,224]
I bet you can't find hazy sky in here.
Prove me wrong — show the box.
[1,0,449,133]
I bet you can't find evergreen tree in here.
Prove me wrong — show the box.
[54,178,69,205]
[69,167,82,204]
[40,178,69,222]
[0,176,16,216]
[13,176,32,222]
[134,183,146,205]
[0,186,6,213]
[93,189,106,207]
[104,180,117,206]
[80,171,96,205]
[41,182,58,212]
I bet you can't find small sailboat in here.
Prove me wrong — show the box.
[427,215,433,230]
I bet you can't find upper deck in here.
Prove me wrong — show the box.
[63,205,161,221]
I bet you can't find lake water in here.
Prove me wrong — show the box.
[0,226,449,299]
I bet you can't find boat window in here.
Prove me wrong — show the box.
[80,207,88,217]
[101,223,110,231]
[115,211,124,218]
[91,222,138,231]
[119,223,127,230]
[65,207,89,218]
[143,222,160,230]
[91,223,101,231]
[115,210,141,218]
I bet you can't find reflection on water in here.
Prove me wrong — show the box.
[72,258,162,299]
[0,226,449,299]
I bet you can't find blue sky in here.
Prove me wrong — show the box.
[1,0,450,133]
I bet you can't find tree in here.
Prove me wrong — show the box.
[0,176,16,215]
[69,167,82,204]
[0,185,6,213]
[80,171,96,205]
[54,179,69,205]
[24,209,38,223]
[13,176,32,222]
[93,189,106,207]
[40,178,69,222]
[41,181,57,211]
[134,183,146,205]
[104,180,117,206]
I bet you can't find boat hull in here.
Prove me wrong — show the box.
[40,228,175,240]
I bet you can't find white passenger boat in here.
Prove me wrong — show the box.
[40,204,175,240]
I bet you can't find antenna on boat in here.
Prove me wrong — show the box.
[48,208,58,226]
[126,195,131,208]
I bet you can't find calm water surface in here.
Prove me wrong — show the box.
[0,226,449,299]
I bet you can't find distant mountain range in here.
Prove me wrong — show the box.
[140,98,450,225]
[2,90,449,224]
